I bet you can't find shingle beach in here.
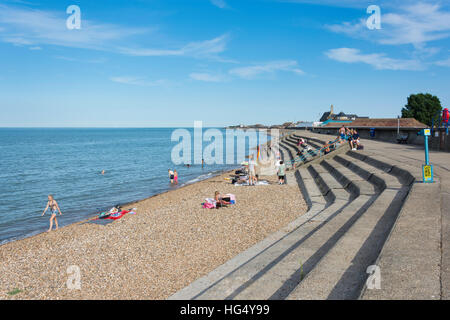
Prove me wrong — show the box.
[0,171,307,300]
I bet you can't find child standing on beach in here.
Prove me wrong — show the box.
[41,195,62,232]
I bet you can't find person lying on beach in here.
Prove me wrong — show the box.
[214,191,231,208]
[41,194,62,232]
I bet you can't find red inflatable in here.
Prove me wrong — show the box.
[443,108,449,124]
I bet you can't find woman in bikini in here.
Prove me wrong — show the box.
[41,195,62,232]
[214,191,231,208]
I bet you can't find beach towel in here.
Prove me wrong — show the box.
[105,210,130,220]
[235,180,269,186]
[202,198,217,209]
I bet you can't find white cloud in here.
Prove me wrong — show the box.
[189,72,227,82]
[110,76,167,87]
[119,33,229,58]
[0,4,146,50]
[325,48,423,71]
[210,0,228,9]
[280,0,440,9]
[0,4,231,61]
[28,46,41,50]
[229,60,305,79]
[435,58,450,67]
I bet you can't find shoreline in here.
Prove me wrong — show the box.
[0,167,307,300]
[0,166,240,247]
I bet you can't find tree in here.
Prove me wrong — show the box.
[401,93,442,126]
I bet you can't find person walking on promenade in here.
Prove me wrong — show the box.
[41,195,62,232]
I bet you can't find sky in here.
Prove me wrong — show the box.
[0,0,449,127]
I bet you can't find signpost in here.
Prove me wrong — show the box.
[418,128,433,183]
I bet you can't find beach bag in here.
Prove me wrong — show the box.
[357,145,364,150]
[203,198,217,209]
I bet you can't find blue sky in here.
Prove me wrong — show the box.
[0,0,449,127]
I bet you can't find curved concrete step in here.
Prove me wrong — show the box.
[287,152,412,300]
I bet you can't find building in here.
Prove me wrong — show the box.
[313,117,428,145]
[319,105,367,123]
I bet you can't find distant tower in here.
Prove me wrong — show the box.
[330,104,334,115]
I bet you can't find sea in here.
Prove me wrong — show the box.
[0,128,265,244]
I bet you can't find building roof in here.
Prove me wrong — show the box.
[319,112,331,122]
[322,118,428,129]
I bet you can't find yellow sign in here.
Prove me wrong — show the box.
[424,165,432,180]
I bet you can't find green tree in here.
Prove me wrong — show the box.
[401,93,442,126]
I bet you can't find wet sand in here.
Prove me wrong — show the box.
[0,171,307,300]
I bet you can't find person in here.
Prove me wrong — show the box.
[41,195,62,232]
[351,129,360,150]
[174,170,178,184]
[277,160,286,185]
[323,142,331,155]
[202,158,205,169]
[248,155,257,186]
[168,169,174,184]
[214,191,231,208]
[339,125,346,142]
[101,170,105,175]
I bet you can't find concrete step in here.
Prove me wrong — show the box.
[308,164,352,202]
[322,158,379,196]
[295,168,328,208]
[360,181,442,300]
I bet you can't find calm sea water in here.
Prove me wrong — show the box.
[0,128,260,244]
